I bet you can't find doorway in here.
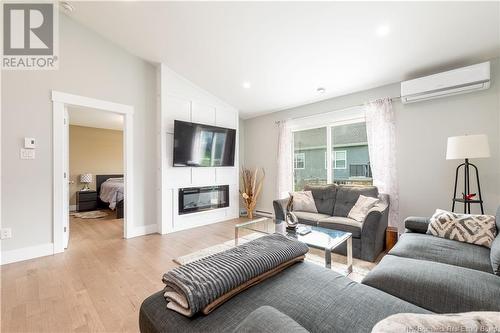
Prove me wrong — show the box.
[52,91,134,254]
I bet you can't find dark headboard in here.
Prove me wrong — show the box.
[96,174,123,196]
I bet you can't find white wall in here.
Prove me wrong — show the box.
[1,14,157,256]
[158,65,239,233]
[243,58,500,226]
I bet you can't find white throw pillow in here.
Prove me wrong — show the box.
[348,195,379,222]
[372,312,500,333]
[427,209,496,248]
[289,191,318,213]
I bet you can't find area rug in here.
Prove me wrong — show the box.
[71,210,109,219]
[173,233,376,282]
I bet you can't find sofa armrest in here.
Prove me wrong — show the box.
[360,201,389,262]
[404,217,430,234]
[273,198,289,221]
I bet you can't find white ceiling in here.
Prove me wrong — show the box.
[68,106,123,130]
[66,1,500,118]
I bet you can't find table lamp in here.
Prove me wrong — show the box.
[80,173,92,191]
[446,134,490,214]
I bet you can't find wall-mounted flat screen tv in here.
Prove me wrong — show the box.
[173,120,236,167]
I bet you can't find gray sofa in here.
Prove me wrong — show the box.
[139,261,429,333]
[273,184,389,262]
[139,207,500,333]
[362,207,500,313]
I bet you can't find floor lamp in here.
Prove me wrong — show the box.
[446,134,490,214]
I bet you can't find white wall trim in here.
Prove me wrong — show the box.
[127,224,158,238]
[69,205,77,212]
[52,91,135,255]
[1,243,54,265]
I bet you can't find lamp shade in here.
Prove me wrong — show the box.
[446,134,490,160]
[80,173,92,184]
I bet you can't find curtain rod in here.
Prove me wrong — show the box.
[275,95,401,124]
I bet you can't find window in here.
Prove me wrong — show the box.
[294,153,305,169]
[334,150,347,169]
[293,127,326,190]
[292,118,372,190]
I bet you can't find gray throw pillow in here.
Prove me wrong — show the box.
[490,236,500,276]
[289,191,318,213]
[427,209,497,248]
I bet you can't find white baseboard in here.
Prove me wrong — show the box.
[1,243,54,265]
[127,224,158,238]
[69,205,76,212]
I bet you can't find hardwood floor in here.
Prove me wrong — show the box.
[1,215,243,333]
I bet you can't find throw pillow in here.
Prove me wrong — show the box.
[372,312,500,333]
[347,195,379,222]
[289,191,318,213]
[427,209,497,248]
[490,236,500,276]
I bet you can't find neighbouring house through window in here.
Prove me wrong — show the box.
[292,111,373,191]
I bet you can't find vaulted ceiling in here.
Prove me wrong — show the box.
[67,1,500,118]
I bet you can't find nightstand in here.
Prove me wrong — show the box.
[76,190,98,212]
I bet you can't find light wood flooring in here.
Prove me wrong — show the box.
[1,215,380,332]
[1,215,244,332]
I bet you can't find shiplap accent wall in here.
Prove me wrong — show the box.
[158,64,239,233]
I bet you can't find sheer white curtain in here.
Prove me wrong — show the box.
[365,98,400,229]
[276,120,293,199]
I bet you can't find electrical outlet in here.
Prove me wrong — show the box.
[1,228,12,239]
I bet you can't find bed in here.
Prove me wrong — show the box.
[96,174,124,219]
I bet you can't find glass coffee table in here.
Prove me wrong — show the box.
[235,217,352,274]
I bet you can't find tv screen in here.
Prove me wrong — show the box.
[173,120,236,167]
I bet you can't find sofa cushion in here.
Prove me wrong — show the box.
[333,186,379,217]
[318,216,362,238]
[389,233,493,273]
[233,306,309,333]
[304,184,337,215]
[427,209,496,248]
[491,236,500,276]
[293,211,331,225]
[140,262,429,333]
[362,254,500,313]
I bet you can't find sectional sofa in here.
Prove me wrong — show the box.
[139,207,500,332]
[273,184,389,262]
[362,210,500,313]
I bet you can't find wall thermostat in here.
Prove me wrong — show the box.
[24,137,36,149]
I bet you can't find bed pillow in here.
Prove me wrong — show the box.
[289,191,318,213]
[427,209,496,248]
[372,312,500,333]
[348,195,379,222]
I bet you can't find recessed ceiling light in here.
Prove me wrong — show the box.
[242,81,251,89]
[376,24,390,37]
[317,87,326,94]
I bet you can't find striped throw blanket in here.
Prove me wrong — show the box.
[163,233,309,317]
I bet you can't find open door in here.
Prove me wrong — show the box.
[63,107,70,248]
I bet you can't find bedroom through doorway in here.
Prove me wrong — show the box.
[52,91,135,253]
[67,106,125,246]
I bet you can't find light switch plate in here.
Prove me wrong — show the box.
[20,148,35,159]
[1,228,12,239]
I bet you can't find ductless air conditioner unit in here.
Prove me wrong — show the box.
[401,62,490,104]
